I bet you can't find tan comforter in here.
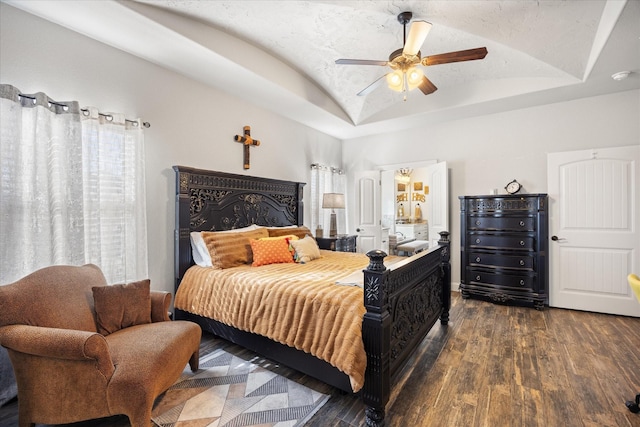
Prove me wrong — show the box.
[175,250,373,392]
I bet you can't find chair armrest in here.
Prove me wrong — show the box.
[150,291,171,322]
[0,324,115,379]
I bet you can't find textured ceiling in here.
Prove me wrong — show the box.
[6,0,640,139]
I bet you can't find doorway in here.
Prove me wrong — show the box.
[354,161,448,254]
[547,145,640,317]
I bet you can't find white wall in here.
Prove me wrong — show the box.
[3,3,639,292]
[0,4,343,293]
[343,89,640,285]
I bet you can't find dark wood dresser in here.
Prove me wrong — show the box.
[316,235,357,252]
[459,194,548,309]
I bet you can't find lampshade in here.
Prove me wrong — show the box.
[386,70,404,92]
[406,67,424,89]
[322,193,345,209]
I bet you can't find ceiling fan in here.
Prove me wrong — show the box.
[336,11,488,99]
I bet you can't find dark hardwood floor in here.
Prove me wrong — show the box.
[1,292,639,427]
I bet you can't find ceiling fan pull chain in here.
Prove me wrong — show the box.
[403,72,408,101]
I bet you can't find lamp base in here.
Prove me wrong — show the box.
[329,212,337,237]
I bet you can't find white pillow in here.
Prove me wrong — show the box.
[190,224,261,267]
[190,232,213,267]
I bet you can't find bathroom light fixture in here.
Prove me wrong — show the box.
[611,71,631,81]
[397,168,413,177]
[396,168,413,183]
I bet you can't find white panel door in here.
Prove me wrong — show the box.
[354,171,381,254]
[547,145,640,317]
[426,161,448,248]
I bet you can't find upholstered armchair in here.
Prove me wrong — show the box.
[0,264,202,427]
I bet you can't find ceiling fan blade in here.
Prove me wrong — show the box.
[336,59,389,66]
[403,21,432,56]
[357,74,388,96]
[421,47,488,66]
[417,75,437,95]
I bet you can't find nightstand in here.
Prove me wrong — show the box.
[316,235,357,252]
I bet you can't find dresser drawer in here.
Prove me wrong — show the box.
[469,234,535,251]
[464,196,543,213]
[467,216,535,231]
[469,252,534,270]
[467,268,535,290]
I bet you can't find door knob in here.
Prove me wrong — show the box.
[551,235,566,242]
[356,228,362,232]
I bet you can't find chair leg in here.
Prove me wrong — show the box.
[625,393,640,413]
[189,348,199,372]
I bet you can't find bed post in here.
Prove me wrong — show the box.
[174,166,192,294]
[362,249,391,427]
[439,231,451,325]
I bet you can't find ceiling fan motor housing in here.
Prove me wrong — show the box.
[397,11,412,25]
[389,48,421,70]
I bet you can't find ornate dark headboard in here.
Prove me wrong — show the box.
[173,166,305,291]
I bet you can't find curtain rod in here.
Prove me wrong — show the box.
[310,163,344,174]
[17,93,151,128]
[80,108,151,128]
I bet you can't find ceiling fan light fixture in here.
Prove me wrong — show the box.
[407,67,424,89]
[387,70,404,92]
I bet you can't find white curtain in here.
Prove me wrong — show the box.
[310,163,346,236]
[0,84,147,284]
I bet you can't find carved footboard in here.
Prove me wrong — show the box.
[361,231,451,427]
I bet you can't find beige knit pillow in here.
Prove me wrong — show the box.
[202,228,269,269]
[290,235,322,263]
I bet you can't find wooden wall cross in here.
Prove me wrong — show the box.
[234,125,260,169]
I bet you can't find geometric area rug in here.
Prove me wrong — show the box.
[151,349,330,427]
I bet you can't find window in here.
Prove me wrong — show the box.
[0,85,147,284]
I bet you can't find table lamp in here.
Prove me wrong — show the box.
[322,193,345,237]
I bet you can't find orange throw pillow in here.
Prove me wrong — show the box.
[250,238,295,266]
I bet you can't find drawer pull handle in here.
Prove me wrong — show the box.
[476,238,481,244]
[476,257,481,262]
[520,240,525,246]
[519,221,525,226]
[476,275,481,281]
[519,280,525,286]
[476,220,481,226]
[519,260,525,266]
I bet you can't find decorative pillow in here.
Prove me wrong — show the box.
[258,234,299,255]
[92,279,151,335]
[267,226,312,239]
[290,235,322,263]
[202,228,269,269]
[250,238,295,267]
[191,225,261,267]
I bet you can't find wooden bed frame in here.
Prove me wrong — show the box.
[173,166,451,426]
